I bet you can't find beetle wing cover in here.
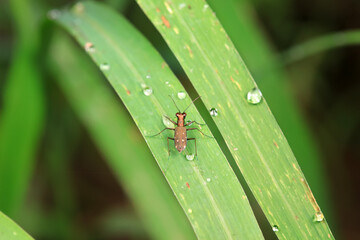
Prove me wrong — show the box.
[174,127,187,152]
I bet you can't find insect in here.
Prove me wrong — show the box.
[149,95,212,158]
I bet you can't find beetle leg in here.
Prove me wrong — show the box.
[187,138,197,158]
[186,128,213,138]
[148,128,175,137]
[163,115,177,125]
[162,137,175,174]
[167,137,174,156]
[185,120,206,126]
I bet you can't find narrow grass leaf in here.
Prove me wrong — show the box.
[207,0,333,220]
[283,29,360,63]
[135,0,334,239]
[0,212,33,239]
[0,0,45,216]
[48,32,195,240]
[55,2,264,239]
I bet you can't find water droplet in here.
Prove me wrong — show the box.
[84,42,95,53]
[179,3,186,9]
[186,153,195,161]
[209,108,218,117]
[73,2,84,14]
[143,86,153,96]
[188,208,192,213]
[100,63,110,71]
[162,116,175,128]
[177,91,187,100]
[313,212,324,222]
[272,225,279,232]
[146,74,151,79]
[206,178,211,182]
[247,87,263,104]
[203,4,209,11]
[47,9,61,20]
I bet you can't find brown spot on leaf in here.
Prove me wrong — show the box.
[185,45,193,58]
[161,15,170,28]
[301,178,321,212]
[84,42,93,50]
[230,76,242,90]
[161,62,167,68]
[292,163,299,172]
[122,85,131,96]
[156,8,160,13]
[186,182,190,189]
[273,140,279,149]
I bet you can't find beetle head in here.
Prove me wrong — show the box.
[176,112,186,119]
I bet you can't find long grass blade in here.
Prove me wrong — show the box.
[283,29,360,63]
[0,0,45,216]
[0,212,33,239]
[135,0,334,238]
[206,0,333,220]
[48,31,195,240]
[54,2,264,238]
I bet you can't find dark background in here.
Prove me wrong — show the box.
[0,0,359,239]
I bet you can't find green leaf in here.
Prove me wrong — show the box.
[0,0,45,216]
[55,2,264,239]
[135,0,334,239]
[48,31,195,240]
[207,0,333,223]
[0,212,33,239]
[283,29,360,63]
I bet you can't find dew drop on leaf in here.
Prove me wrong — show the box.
[209,108,218,117]
[177,91,187,100]
[142,85,153,96]
[272,225,279,232]
[247,87,262,104]
[73,2,84,14]
[313,212,324,222]
[186,154,195,161]
[100,63,110,71]
[47,9,61,20]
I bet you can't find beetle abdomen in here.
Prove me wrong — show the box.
[174,127,187,152]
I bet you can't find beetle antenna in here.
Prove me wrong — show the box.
[183,96,201,113]
[168,95,181,112]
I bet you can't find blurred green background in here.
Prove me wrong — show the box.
[0,0,359,239]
